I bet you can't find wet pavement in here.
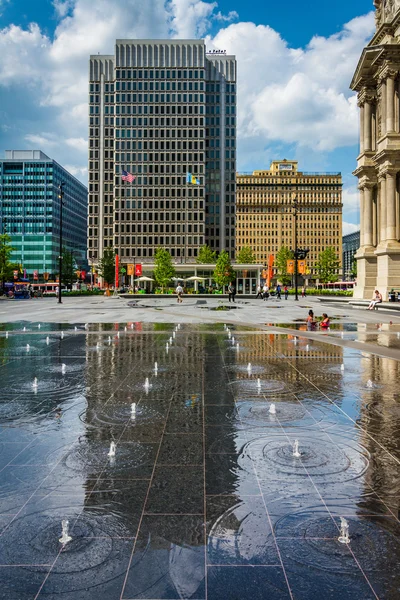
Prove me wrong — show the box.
[0,322,399,599]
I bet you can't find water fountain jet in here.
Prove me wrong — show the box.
[257,378,261,389]
[366,379,373,388]
[59,520,72,545]
[5,331,8,339]
[293,439,301,458]
[131,403,136,418]
[61,364,67,374]
[38,324,41,329]
[154,362,158,373]
[60,331,64,339]
[247,363,252,373]
[338,517,350,544]
[341,364,345,371]
[107,441,116,457]
[269,403,276,415]
[32,377,38,390]
[26,344,30,352]
[46,337,50,345]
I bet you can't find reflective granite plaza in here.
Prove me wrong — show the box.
[0,322,399,599]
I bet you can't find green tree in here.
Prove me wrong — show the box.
[275,246,294,286]
[0,233,15,288]
[213,250,235,290]
[196,245,217,264]
[236,246,256,264]
[154,248,175,292]
[98,247,116,286]
[316,246,340,284]
[350,258,357,280]
[61,248,76,286]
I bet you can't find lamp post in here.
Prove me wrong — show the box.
[292,198,299,301]
[58,183,65,305]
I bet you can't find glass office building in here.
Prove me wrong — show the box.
[88,40,236,266]
[342,230,360,280]
[0,150,88,278]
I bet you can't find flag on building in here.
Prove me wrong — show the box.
[186,172,200,185]
[121,170,136,183]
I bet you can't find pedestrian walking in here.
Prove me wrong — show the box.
[284,285,289,300]
[301,286,306,298]
[276,284,281,300]
[256,284,263,299]
[228,282,236,303]
[262,283,269,301]
[175,283,183,303]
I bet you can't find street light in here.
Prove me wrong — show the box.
[292,198,299,301]
[58,182,65,305]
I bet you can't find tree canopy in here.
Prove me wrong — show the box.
[236,246,256,264]
[213,250,235,288]
[275,246,294,286]
[315,246,340,284]
[196,245,217,264]
[154,248,175,291]
[61,248,77,286]
[0,233,15,287]
[98,247,115,286]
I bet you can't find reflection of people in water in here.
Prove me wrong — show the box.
[320,313,330,329]
[306,310,316,330]
[54,407,62,418]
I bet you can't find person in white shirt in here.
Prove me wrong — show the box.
[368,290,382,310]
[176,284,183,303]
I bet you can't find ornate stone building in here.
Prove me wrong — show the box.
[351,0,400,299]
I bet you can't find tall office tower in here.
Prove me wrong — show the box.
[88,40,236,268]
[0,150,87,277]
[236,160,343,279]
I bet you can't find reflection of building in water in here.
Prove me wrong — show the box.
[357,322,400,349]
[232,332,343,386]
[356,350,400,515]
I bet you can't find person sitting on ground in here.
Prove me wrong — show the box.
[306,309,316,329]
[368,290,383,310]
[320,313,330,329]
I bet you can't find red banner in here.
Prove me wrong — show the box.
[135,264,142,276]
[81,270,86,279]
[115,254,119,289]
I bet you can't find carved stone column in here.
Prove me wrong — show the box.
[386,169,397,240]
[386,74,396,132]
[363,182,375,247]
[359,101,365,153]
[364,100,373,150]
[359,186,365,247]
[379,172,387,244]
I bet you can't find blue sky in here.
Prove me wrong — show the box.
[0,0,375,232]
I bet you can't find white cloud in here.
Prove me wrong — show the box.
[168,0,218,38]
[207,12,375,151]
[343,221,360,236]
[0,2,375,183]
[53,0,74,18]
[65,137,87,153]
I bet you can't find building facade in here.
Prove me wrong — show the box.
[351,0,400,299]
[236,160,342,279]
[0,150,88,278]
[88,40,236,268]
[342,230,360,280]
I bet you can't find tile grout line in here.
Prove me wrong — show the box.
[119,390,176,600]
[216,334,293,600]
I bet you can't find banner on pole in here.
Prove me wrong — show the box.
[127,264,134,276]
[33,270,38,280]
[115,255,119,289]
[135,264,142,276]
[287,260,295,275]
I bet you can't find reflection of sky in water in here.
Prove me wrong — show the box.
[0,323,398,599]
